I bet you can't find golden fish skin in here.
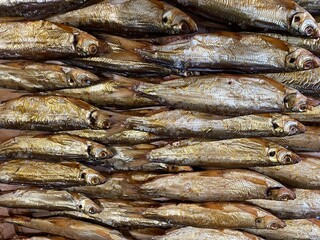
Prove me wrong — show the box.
[142,203,286,229]
[0,133,113,162]
[134,74,318,115]
[295,0,320,16]
[252,156,320,189]
[151,227,264,240]
[0,61,100,91]
[0,20,102,60]
[60,128,164,145]
[263,68,320,96]
[47,0,197,36]
[0,189,102,214]
[0,95,112,131]
[125,110,306,138]
[140,170,296,202]
[137,32,320,73]
[0,0,89,19]
[42,76,159,109]
[248,188,320,219]
[34,200,173,229]
[245,219,320,240]
[0,160,106,186]
[148,138,300,168]
[2,216,128,240]
[265,126,320,152]
[172,0,320,37]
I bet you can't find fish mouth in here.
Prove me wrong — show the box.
[278,151,301,165]
[286,48,320,71]
[255,216,286,229]
[283,120,306,135]
[291,11,320,38]
[162,9,198,34]
[267,187,296,201]
[269,220,287,229]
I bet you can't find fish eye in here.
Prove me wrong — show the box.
[88,44,98,55]
[272,122,280,130]
[90,176,99,185]
[299,104,307,111]
[282,155,292,164]
[79,204,83,209]
[98,150,109,159]
[85,79,91,85]
[289,126,298,134]
[255,218,262,224]
[88,207,96,214]
[179,21,190,32]
[303,60,314,70]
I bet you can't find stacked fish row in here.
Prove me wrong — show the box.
[0,0,319,239]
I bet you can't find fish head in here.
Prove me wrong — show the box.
[266,187,296,201]
[284,90,320,112]
[162,5,198,34]
[79,168,107,186]
[286,48,320,71]
[87,142,114,160]
[267,143,301,165]
[271,114,306,135]
[88,110,112,129]
[74,32,101,56]
[63,67,100,87]
[76,194,103,214]
[290,11,320,38]
[255,216,286,229]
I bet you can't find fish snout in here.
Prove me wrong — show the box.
[256,216,286,229]
[162,9,198,34]
[291,11,320,38]
[267,187,296,201]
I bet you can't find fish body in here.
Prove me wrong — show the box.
[140,170,296,202]
[0,96,111,131]
[0,133,113,161]
[0,189,102,214]
[148,138,300,167]
[252,157,320,189]
[125,110,306,138]
[0,160,106,186]
[295,0,320,15]
[287,105,320,123]
[142,202,285,229]
[0,20,101,59]
[137,32,320,73]
[47,0,197,36]
[172,0,320,37]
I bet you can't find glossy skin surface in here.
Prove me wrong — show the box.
[172,0,320,37]
[48,0,197,36]
[140,170,296,202]
[126,110,306,138]
[142,203,285,229]
[137,33,320,73]
[148,138,300,167]
[2,216,128,240]
[0,189,102,214]
[0,0,89,19]
[0,96,111,131]
[0,61,100,91]
[0,21,101,59]
[266,126,320,151]
[252,157,320,189]
[245,219,320,240]
[295,0,320,15]
[248,188,320,219]
[0,160,106,186]
[43,77,158,109]
[153,227,264,240]
[134,75,316,115]
[0,134,113,161]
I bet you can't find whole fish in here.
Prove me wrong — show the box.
[252,156,320,189]
[295,0,320,16]
[151,227,264,240]
[265,126,320,152]
[47,0,197,36]
[171,0,320,37]
[60,128,165,145]
[142,202,285,229]
[1,216,128,240]
[134,75,318,115]
[0,95,112,131]
[42,76,159,109]
[287,105,320,123]
[0,61,100,91]
[148,138,300,168]
[245,219,320,240]
[0,189,102,214]
[137,32,320,73]
[125,110,306,138]
[33,200,173,228]
[263,67,320,96]
[140,170,296,202]
[248,188,320,219]
[0,160,106,186]
[0,0,89,19]
[0,133,114,161]
[104,144,192,172]
[0,20,102,59]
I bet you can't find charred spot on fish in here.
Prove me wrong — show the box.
[268,150,276,157]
